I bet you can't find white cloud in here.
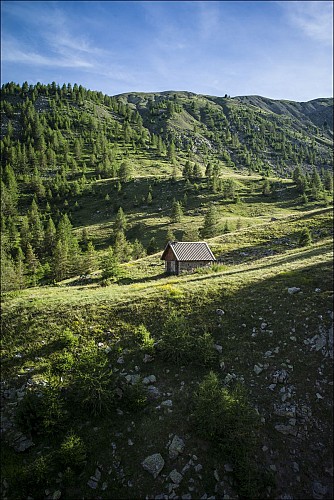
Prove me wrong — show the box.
[1,36,94,68]
[278,1,333,45]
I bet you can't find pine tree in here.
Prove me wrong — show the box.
[170,200,183,223]
[147,237,158,255]
[132,239,146,259]
[114,230,132,262]
[165,228,176,245]
[114,207,127,233]
[52,239,70,281]
[82,241,97,274]
[201,203,218,238]
[25,242,41,286]
[44,216,57,254]
[101,246,120,279]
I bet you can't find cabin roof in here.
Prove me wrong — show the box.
[161,241,216,262]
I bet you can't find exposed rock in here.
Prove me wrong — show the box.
[142,453,165,478]
[52,491,61,500]
[170,469,183,484]
[161,399,173,407]
[143,354,154,363]
[87,478,98,489]
[143,375,156,385]
[147,385,160,400]
[275,424,298,436]
[288,287,301,294]
[272,369,288,384]
[11,432,34,452]
[254,364,264,375]
[125,374,141,385]
[216,309,225,316]
[213,344,223,354]
[312,481,328,499]
[169,435,185,459]
[194,464,203,473]
[117,356,124,364]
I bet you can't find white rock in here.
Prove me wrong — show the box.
[288,287,301,294]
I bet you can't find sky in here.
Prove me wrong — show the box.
[1,0,333,101]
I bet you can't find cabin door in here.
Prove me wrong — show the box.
[167,261,176,274]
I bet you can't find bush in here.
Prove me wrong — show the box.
[15,391,44,435]
[134,324,155,352]
[192,372,264,498]
[71,341,116,415]
[298,227,312,247]
[159,311,216,366]
[57,432,86,470]
[23,455,53,487]
[58,328,79,349]
[50,350,74,375]
[121,381,147,412]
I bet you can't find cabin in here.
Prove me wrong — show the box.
[161,241,216,275]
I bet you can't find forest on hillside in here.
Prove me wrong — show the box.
[1,82,333,292]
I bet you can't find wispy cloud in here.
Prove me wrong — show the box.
[278,1,333,44]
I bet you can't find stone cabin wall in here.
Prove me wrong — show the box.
[178,261,213,273]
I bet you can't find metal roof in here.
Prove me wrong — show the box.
[161,241,216,261]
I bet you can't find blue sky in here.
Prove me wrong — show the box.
[1,1,333,101]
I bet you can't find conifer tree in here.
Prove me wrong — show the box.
[101,246,120,279]
[147,237,158,255]
[132,239,146,259]
[44,216,57,254]
[114,207,127,233]
[201,203,218,238]
[82,241,97,274]
[170,200,183,223]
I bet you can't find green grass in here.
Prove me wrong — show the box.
[1,200,333,500]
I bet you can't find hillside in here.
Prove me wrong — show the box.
[0,82,333,499]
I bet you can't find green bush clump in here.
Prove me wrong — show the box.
[50,350,74,375]
[121,381,147,412]
[70,341,116,415]
[298,227,312,247]
[23,455,53,487]
[58,328,79,349]
[15,379,67,436]
[192,372,267,498]
[57,431,86,470]
[159,311,216,366]
[134,324,155,352]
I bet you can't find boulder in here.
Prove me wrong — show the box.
[169,435,185,459]
[170,469,183,484]
[142,453,165,478]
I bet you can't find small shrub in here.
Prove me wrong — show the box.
[23,454,53,488]
[298,227,312,247]
[159,311,215,366]
[57,432,86,470]
[159,311,192,365]
[15,391,44,435]
[58,328,79,349]
[71,341,116,415]
[134,324,155,352]
[50,351,74,375]
[192,372,263,498]
[121,381,147,412]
